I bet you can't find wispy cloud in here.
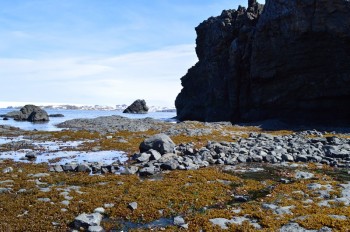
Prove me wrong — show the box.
[0,44,197,106]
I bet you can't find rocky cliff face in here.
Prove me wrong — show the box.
[175,0,350,123]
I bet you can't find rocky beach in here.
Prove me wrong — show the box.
[1,116,350,231]
[2,0,350,231]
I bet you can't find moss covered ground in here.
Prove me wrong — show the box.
[1,123,350,231]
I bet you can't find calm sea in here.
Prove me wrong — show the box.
[0,108,176,131]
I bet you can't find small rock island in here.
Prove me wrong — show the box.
[123,99,149,114]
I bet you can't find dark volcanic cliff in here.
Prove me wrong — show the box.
[175,0,350,123]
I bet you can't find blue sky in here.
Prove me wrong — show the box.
[0,0,256,107]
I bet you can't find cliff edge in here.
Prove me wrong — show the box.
[175,0,350,123]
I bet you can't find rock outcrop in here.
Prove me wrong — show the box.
[12,105,49,122]
[175,0,350,123]
[123,99,149,114]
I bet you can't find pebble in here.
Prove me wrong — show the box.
[128,202,138,211]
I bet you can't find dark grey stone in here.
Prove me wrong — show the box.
[72,213,103,230]
[128,202,138,211]
[123,99,149,114]
[13,105,49,122]
[139,166,156,176]
[139,133,175,155]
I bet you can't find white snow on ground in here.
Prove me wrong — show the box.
[0,136,26,145]
[0,150,128,165]
[0,136,128,165]
[32,140,86,151]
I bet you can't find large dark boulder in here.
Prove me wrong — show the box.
[14,105,49,122]
[139,133,175,155]
[175,0,350,123]
[123,99,149,114]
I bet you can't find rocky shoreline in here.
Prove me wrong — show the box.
[1,116,350,231]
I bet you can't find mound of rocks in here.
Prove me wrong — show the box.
[123,99,149,114]
[49,162,123,174]
[124,132,350,176]
[48,131,350,175]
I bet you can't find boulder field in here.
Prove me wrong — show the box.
[175,0,350,123]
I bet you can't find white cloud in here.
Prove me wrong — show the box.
[0,44,197,107]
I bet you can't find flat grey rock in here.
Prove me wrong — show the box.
[128,202,138,211]
[173,216,186,226]
[295,171,314,179]
[72,213,103,230]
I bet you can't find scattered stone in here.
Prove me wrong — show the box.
[173,216,186,226]
[275,206,294,215]
[148,149,162,161]
[103,203,114,208]
[39,187,51,192]
[88,225,105,232]
[62,164,77,172]
[139,133,175,155]
[128,202,138,211]
[77,164,92,173]
[279,223,332,232]
[134,152,151,163]
[139,166,156,176]
[49,165,63,172]
[329,215,347,220]
[0,180,14,185]
[61,200,70,206]
[209,218,232,230]
[295,171,314,180]
[209,216,260,230]
[94,207,105,214]
[37,198,51,202]
[234,195,249,202]
[0,188,12,193]
[30,173,50,178]
[71,213,103,230]
[2,167,13,173]
[25,151,37,160]
[17,189,27,193]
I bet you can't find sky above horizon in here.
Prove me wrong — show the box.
[0,0,258,107]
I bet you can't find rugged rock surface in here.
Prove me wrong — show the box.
[56,115,165,133]
[123,99,149,114]
[175,0,350,123]
[112,132,350,176]
[8,105,49,122]
[139,133,175,155]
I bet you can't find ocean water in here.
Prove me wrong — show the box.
[0,108,176,131]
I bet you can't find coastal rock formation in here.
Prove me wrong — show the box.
[5,105,49,122]
[123,99,149,114]
[49,114,64,118]
[15,105,49,122]
[175,0,350,123]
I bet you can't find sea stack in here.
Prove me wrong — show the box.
[123,99,149,114]
[175,0,350,123]
[14,105,49,122]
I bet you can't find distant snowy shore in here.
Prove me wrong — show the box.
[4,104,176,112]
